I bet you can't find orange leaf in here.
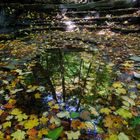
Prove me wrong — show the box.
[5,135,12,140]
[4,103,15,109]
[71,120,82,130]
[27,128,38,137]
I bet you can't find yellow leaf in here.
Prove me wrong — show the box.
[18,120,26,126]
[116,88,126,94]
[84,122,94,130]
[52,104,59,109]
[103,115,114,128]
[11,130,26,140]
[30,114,38,120]
[137,84,140,90]
[24,119,39,129]
[10,108,22,115]
[2,121,11,129]
[38,128,48,138]
[0,131,4,140]
[0,110,4,116]
[100,108,111,115]
[8,99,16,104]
[34,93,41,99]
[116,108,132,119]
[78,122,86,129]
[112,82,123,88]
[27,85,38,92]
[65,131,80,140]
[105,134,118,140]
[122,62,133,68]
[89,106,99,116]
[11,81,17,88]
[50,116,61,126]
[15,113,28,122]
[39,116,48,124]
[48,100,55,106]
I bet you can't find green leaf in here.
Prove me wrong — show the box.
[46,127,63,140]
[97,126,104,133]
[70,112,80,119]
[131,117,140,128]
[116,108,132,119]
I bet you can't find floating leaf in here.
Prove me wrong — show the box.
[10,108,22,116]
[52,104,59,110]
[46,127,63,140]
[50,116,61,126]
[65,130,80,140]
[89,106,99,116]
[121,96,135,106]
[6,115,14,121]
[100,108,111,115]
[2,121,11,129]
[84,121,94,130]
[116,88,126,94]
[70,112,80,119]
[34,93,41,99]
[105,134,118,140]
[122,101,130,107]
[4,103,15,109]
[118,132,129,140]
[71,120,82,130]
[0,131,4,139]
[0,110,4,115]
[11,130,26,140]
[39,116,49,124]
[122,62,133,68]
[27,128,38,138]
[24,119,39,129]
[80,110,91,120]
[97,126,104,133]
[116,108,132,119]
[38,128,48,139]
[57,111,70,118]
[113,81,123,88]
[15,113,28,122]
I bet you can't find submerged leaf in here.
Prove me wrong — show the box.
[131,117,140,128]
[130,56,140,62]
